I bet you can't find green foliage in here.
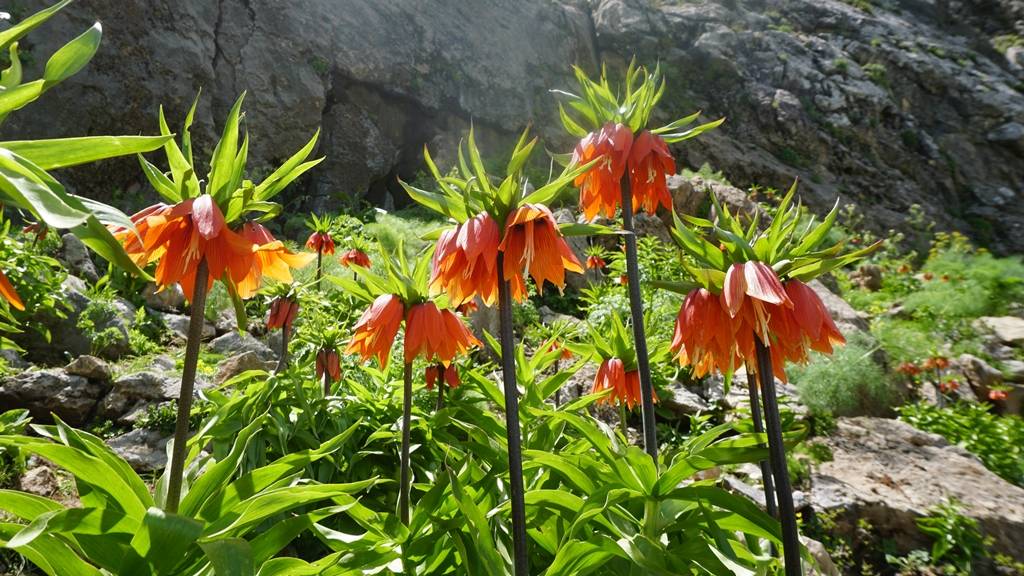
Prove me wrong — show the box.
[791,332,895,417]
[863,63,888,86]
[915,499,987,574]
[899,402,1024,486]
[992,34,1023,54]
[76,297,125,357]
[0,219,68,345]
[680,162,732,186]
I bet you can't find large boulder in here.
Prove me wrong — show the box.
[106,428,170,472]
[0,369,107,426]
[809,417,1024,561]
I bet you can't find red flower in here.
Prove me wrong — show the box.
[617,274,629,285]
[939,380,960,394]
[896,362,921,376]
[499,204,583,298]
[548,340,573,361]
[235,222,315,299]
[573,123,633,221]
[426,364,461,390]
[628,130,675,215]
[897,264,911,274]
[346,294,405,368]
[457,300,479,315]
[267,296,299,331]
[586,255,606,270]
[0,268,24,311]
[723,261,792,343]
[404,302,479,365]
[591,358,652,410]
[671,287,741,379]
[989,389,1008,401]
[21,222,47,242]
[305,231,336,255]
[923,272,934,281]
[339,248,371,268]
[315,348,341,383]
[431,212,501,306]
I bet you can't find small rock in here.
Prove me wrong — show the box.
[0,369,106,425]
[57,233,98,284]
[215,351,276,385]
[976,316,1024,347]
[142,283,185,312]
[63,355,112,381]
[208,331,275,360]
[662,385,711,416]
[957,353,1003,395]
[986,121,1024,144]
[107,428,169,472]
[0,348,29,370]
[18,465,59,498]
[848,264,883,291]
[155,311,216,341]
[803,536,840,576]
[98,371,197,423]
[1003,360,1024,383]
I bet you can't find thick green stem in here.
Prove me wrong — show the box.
[497,253,529,576]
[745,363,778,519]
[644,498,659,540]
[165,259,209,513]
[620,174,658,462]
[619,403,628,440]
[227,282,248,333]
[436,365,446,411]
[754,336,801,575]
[316,249,323,292]
[399,362,413,525]
[275,324,290,374]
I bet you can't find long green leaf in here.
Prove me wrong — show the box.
[2,135,172,170]
[42,22,101,88]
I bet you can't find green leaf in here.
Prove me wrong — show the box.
[1,135,173,170]
[0,489,62,521]
[179,416,265,517]
[201,538,255,576]
[254,129,321,202]
[0,79,44,119]
[42,22,101,88]
[208,93,245,203]
[0,522,103,576]
[1,43,23,89]
[120,507,203,575]
[0,0,75,50]
[558,222,623,237]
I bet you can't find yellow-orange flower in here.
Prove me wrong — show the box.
[628,130,675,214]
[234,222,315,299]
[586,255,606,269]
[499,204,583,298]
[591,358,653,410]
[0,268,24,311]
[122,196,257,301]
[339,248,371,268]
[431,212,501,306]
[305,231,336,255]
[346,293,405,368]
[573,123,633,221]
[671,287,740,378]
[404,302,479,365]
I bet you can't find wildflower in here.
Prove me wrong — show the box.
[617,275,628,285]
[773,280,845,357]
[671,287,741,378]
[939,380,960,394]
[922,356,950,371]
[346,293,405,368]
[0,268,24,311]
[305,231,335,255]
[426,364,460,390]
[586,254,606,269]
[923,272,934,281]
[122,196,256,300]
[339,248,371,268]
[499,204,583,297]
[897,263,911,274]
[628,130,675,214]
[723,261,792,342]
[458,300,479,315]
[315,348,341,383]
[267,296,299,332]
[235,222,315,299]
[591,357,652,410]
[21,222,47,242]
[573,122,633,220]
[896,362,921,376]
[404,302,479,364]
[989,389,1008,401]
[431,212,501,306]
[548,340,573,361]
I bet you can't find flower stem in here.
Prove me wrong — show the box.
[275,324,290,374]
[753,336,801,575]
[746,361,778,557]
[436,366,446,411]
[497,253,529,576]
[400,361,413,526]
[619,403,628,440]
[619,174,658,462]
[165,258,209,513]
[227,281,248,333]
[316,249,323,292]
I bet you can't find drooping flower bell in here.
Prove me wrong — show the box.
[339,248,371,268]
[425,364,461,390]
[305,231,336,255]
[548,340,573,361]
[572,122,633,221]
[499,204,583,298]
[315,348,341,383]
[591,358,647,410]
[0,269,24,311]
[628,130,675,215]
[345,293,405,368]
[267,296,299,332]
[586,254,606,270]
[671,287,741,379]
[989,389,1008,401]
[430,212,501,306]
[235,222,315,299]
[404,301,480,365]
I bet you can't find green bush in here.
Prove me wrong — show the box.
[899,402,1024,487]
[791,332,895,417]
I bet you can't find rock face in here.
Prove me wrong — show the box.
[4,0,1022,251]
[0,369,107,426]
[810,417,1024,561]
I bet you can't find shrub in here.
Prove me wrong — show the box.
[791,332,895,417]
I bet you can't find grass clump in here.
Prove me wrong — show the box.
[791,332,895,417]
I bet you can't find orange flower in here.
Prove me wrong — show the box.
[113,202,171,266]
[316,348,341,383]
[671,287,740,378]
[267,296,299,331]
[124,196,257,301]
[346,294,405,368]
[628,130,675,215]
[774,280,845,356]
[305,231,336,255]
[573,123,633,220]
[426,364,460,390]
[431,212,501,306]
[896,362,921,376]
[591,358,653,410]
[586,255,606,269]
[548,340,573,361]
[989,389,1008,401]
[404,302,479,365]
[723,261,792,342]
[234,222,315,299]
[0,268,24,311]
[499,204,583,297]
[339,248,371,268]
[458,300,479,315]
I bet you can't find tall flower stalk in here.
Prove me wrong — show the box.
[658,182,880,573]
[401,128,591,576]
[305,213,336,290]
[117,93,321,512]
[556,62,724,461]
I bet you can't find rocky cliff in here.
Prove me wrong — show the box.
[4,0,1023,251]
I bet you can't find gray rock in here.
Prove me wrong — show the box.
[0,349,29,370]
[97,370,208,423]
[106,428,169,472]
[1003,360,1024,383]
[810,417,1024,560]
[976,316,1024,346]
[208,331,275,360]
[17,465,59,498]
[57,233,98,284]
[0,369,106,425]
[214,351,276,385]
[142,283,184,312]
[63,355,112,381]
[987,122,1024,144]
[154,311,216,342]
